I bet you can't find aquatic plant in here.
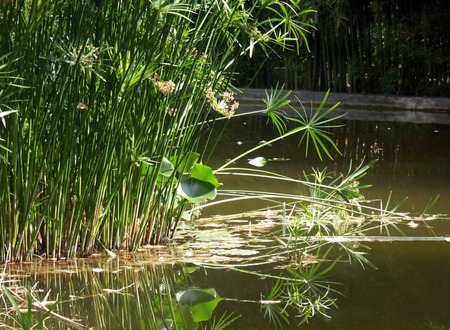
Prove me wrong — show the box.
[0,261,235,329]
[0,275,78,330]
[184,178,443,328]
[178,94,447,326]
[0,0,316,262]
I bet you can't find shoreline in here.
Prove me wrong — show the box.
[236,88,450,125]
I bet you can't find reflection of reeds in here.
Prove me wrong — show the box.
[0,249,339,329]
[1,262,199,329]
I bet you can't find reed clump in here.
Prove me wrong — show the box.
[0,0,314,262]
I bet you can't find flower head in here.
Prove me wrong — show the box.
[154,80,176,94]
[204,88,239,119]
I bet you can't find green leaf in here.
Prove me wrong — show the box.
[190,163,221,187]
[289,91,344,160]
[177,289,216,306]
[171,152,200,175]
[160,157,175,177]
[191,294,221,323]
[178,178,217,203]
[139,157,156,176]
[157,319,174,330]
[176,289,222,323]
[2,285,29,328]
[263,85,291,134]
[174,304,198,329]
[140,163,154,176]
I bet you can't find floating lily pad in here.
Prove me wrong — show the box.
[157,319,174,330]
[171,152,200,174]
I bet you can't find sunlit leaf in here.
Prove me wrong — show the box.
[248,157,267,167]
[290,91,345,160]
[264,85,290,134]
[171,152,200,175]
[190,163,221,187]
[140,163,154,176]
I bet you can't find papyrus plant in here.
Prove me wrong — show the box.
[0,0,315,262]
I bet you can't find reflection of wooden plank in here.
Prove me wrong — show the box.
[2,287,92,330]
[316,236,450,242]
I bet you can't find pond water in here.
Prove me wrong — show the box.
[1,117,449,329]
[204,117,449,216]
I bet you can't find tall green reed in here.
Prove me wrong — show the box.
[0,0,315,262]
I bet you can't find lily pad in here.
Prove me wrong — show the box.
[170,152,200,174]
[190,163,221,187]
[157,319,174,330]
[177,289,215,306]
[176,288,221,322]
[178,178,216,203]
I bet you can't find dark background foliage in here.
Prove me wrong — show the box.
[235,0,450,96]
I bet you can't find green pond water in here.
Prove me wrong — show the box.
[1,118,449,329]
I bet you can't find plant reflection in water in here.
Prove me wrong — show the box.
[0,250,350,329]
[1,190,446,329]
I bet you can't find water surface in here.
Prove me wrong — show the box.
[1,118,449,329]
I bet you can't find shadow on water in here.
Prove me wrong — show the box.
[1,119,449,329]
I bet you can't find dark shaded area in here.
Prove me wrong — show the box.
[194,241,450,329]
[236,0,450,97]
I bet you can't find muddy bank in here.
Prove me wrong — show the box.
[236,88,450,125]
